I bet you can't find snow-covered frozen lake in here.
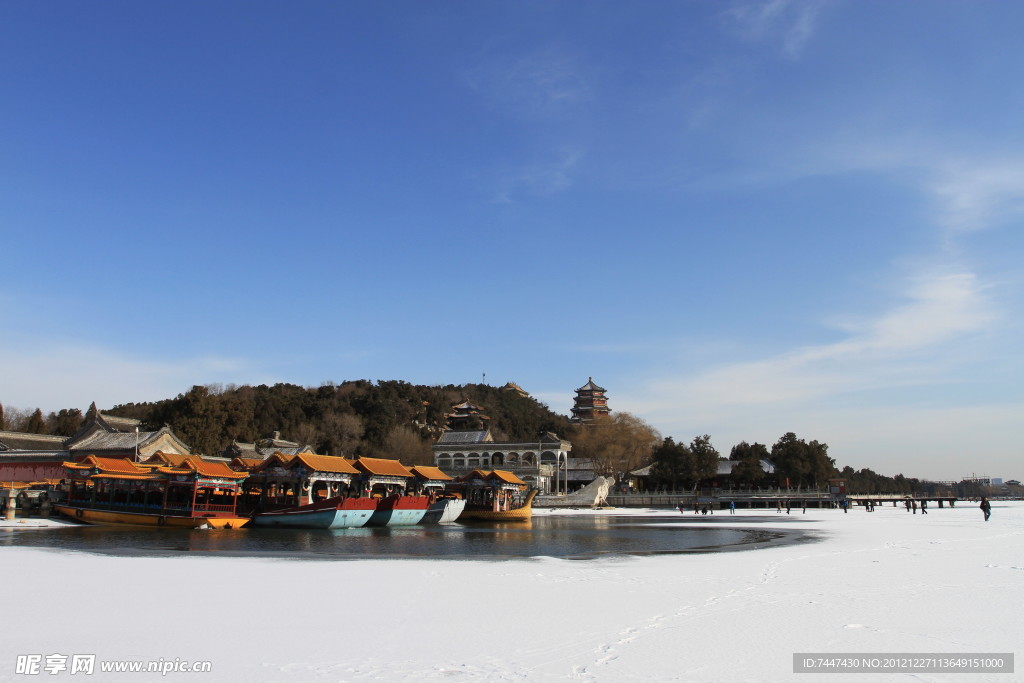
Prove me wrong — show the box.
[2,501,1020,681]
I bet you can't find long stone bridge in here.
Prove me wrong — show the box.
[549,490,959,510]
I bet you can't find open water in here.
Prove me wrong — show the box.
[0,514,802,560]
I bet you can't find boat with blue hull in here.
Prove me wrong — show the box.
[366,493,431,526]
[239,452,374,529]
[249,495,377,529]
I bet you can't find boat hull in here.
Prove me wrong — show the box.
[53,504,246,529]
[421,498,467,524]
[366,494,431,526]
[250,496,377,529]
[459,489,537,522]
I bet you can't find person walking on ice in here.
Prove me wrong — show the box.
[980,497,991,521]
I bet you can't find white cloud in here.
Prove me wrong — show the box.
[726,0,826,59]
[928,159,1024,235]
[618,268,997,434]
[492,148,582,202]
[464,45,590,119]
[0,340,267,413]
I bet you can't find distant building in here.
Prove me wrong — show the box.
[222,431,317,461]
[444,401,490,431]
[0,412,191,482]
[626,458,776,491]
[501,382,530,398]
[431,400,572,493]
[432,429,571,494]
[570,378,610,423]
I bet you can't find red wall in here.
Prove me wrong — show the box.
[0,462,65,482]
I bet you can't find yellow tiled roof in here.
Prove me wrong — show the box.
[488,469,526,485]
[292,453,360,475]
[160,460,248,480]
[351,457,413,478]
[230,457,264,471]
[410,465,453,481]
[144,451,201,467]
[67,456,150,475]
[459,469,492,482]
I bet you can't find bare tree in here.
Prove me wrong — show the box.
[571,412,661,483]
[292,423,320,451]
[376,424,433,466]
[319,412,364,457]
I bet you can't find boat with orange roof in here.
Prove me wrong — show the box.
[410,465,466,524]
[53,455,249,528]
[241,452,376,529]
[351,457,431,526]
[454,469,537,522]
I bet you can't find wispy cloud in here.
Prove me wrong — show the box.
[725,0,826,59]
[491,148,582,203]
[627,268,996,420]
[464,45,590,119]
[606,268,1010,477]
[0,339,268,413]
[927,159,1024,235]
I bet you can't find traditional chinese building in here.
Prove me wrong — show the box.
[432,429,572,494]
[222,431,318,462]
[0,413,192,483]
[570,377,610,423]
[444,401,490,431]
[500,381,529,398]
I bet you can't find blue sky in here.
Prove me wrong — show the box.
[2,1,1021,480]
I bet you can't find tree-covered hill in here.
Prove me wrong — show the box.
[105,381,573,461]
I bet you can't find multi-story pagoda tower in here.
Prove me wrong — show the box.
[444,400,491,431]
[570,378,610,423]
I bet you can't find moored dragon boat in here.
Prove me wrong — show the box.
[54,455,249,528]
[240,452,377,529]
[454,469,537,522]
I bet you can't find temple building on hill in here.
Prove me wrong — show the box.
[501,382,529,398]
[570,377,610,423]
[444,400,490,431]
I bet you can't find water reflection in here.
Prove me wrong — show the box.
[2,516,790,560]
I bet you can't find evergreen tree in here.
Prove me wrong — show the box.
[48,408,84,437]
[649,437,694,490]
[770,432,836,489]
[690,434,720,487]
[85,402,99,421]
[26,408,47,434]
[729,441,769,488]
